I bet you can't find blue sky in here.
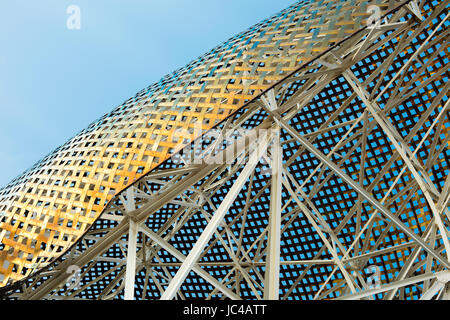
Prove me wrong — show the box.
[0,0,295,187]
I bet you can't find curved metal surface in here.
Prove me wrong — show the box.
[0,0,392,287]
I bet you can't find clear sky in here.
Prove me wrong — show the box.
[0,0,295,187]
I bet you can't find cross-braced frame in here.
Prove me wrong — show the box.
[0,0,449,300]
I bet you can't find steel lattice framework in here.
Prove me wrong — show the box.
[0,0,449,300]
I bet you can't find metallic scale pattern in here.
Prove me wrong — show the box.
[0,0,449,300]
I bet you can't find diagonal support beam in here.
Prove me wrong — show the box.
[160,131,272,300]
[264,110,450,269]
[342,70,450,257]
[124,188,138,300]
[139,225,241,300]
[337,271,450,300]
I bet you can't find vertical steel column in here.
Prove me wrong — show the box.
[264,128,282,300]
[161,132,271,300]
[124,188,138,300]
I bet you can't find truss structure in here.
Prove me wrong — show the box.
[0,0,449,300]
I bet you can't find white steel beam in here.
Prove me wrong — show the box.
[124,187,138,300]
[139,225,240,300]
[160,131,272,300]
[266,112,450,269]
[420,271,450,300]
[264,128,282,300]
[342,70,450,257]
[24,122,272,300]
[337,271,450,300]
